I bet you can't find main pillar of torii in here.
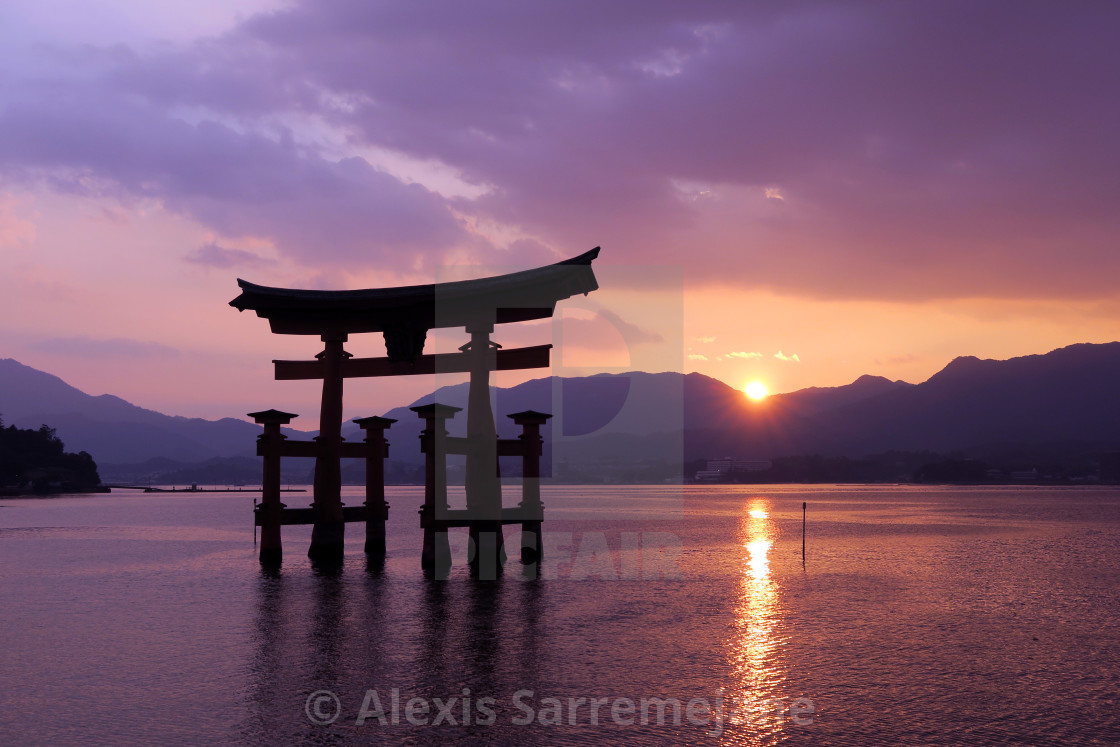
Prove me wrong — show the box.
[230,248,600,565]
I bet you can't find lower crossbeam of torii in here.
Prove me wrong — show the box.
[230,248,600,578]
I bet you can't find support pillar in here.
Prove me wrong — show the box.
[250,409,298,565]
[462,324,505,578]
[354,416,395,556]
[309,334,351,563]
[509,411,550,567]
[413,403,459,578]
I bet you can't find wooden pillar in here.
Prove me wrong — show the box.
[462,324,504,577]
[309,334,351,562]
[353,416,395,556]
[509,410,550,567]
[412,403,459,577]
[249,409,298,565]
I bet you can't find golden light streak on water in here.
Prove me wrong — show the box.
[746,539,772,579]
[723,498,788,746]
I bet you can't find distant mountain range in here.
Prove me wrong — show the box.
[0,358,270,464]
[3,341,1120,482]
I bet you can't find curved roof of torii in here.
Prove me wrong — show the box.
[230,247,600,348]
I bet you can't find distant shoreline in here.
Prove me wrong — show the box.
[5,480,1118,498]
[0,486,111,498]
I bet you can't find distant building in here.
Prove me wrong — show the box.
[706,458,772,473]
[694,457,772,482]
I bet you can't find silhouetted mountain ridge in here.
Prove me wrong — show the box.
[4,342,1119,480]
[758,342,1120,457]
[0,358,276,463]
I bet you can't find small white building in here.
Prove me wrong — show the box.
[706,458,772,473]
[695,458,772,482]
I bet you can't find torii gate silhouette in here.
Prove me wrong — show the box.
[231,248,600,577]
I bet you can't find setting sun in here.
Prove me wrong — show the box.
[745,381,769,400]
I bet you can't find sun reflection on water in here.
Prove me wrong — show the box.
[746,539,772,579]
[724,498,788,745]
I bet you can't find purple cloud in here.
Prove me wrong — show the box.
[2,1,1118,299]
[223,2,1120,298]
[184,242,274,269]
[0,48,470,267]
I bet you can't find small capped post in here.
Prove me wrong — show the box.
[353,415,396,556]
[412,403,461,576]
[509,410,551,567]
[249,409,298,565]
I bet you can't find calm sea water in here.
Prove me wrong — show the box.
[1,485,1118,745]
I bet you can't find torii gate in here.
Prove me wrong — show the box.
[231,248,599,576]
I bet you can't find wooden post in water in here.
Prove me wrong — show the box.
[463,324,505,578]
[802,501,807,564]
[413,403,459,577]
[309,334,351,563]
[354,415,395,556]
[250,409,298,565]
[509,410,551,567]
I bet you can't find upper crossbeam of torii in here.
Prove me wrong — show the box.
[231,248,600,576]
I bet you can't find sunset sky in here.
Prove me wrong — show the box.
[2,1,1118,426]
